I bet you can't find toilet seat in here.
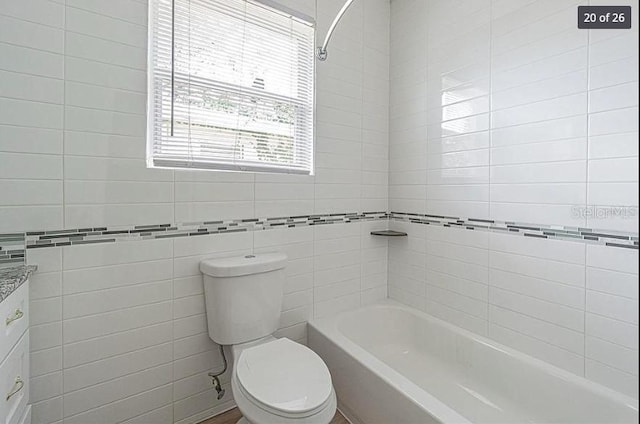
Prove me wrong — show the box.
[233,378,336,424]
[235,338,333,418]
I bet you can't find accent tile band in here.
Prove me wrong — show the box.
[0,233,26,269]
[390,212,638,249]
[2,211,635,257]
[24,212,390,249]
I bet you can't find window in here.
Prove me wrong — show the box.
[148,0,315,174]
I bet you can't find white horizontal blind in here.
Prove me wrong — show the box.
[148,0,315,174]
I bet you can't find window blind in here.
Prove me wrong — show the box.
[148,0,315,174]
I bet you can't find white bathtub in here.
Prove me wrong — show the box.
[308,300,638,424]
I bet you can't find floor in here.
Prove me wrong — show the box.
[199,407,349,424]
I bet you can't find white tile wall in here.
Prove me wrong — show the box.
[0,0,65,232]
[0,0,390,422]
[389,217,639,397]
[26,222,388,424]
[390,0,638,231]
[2,0,639,420]
[389,0,639,398]
[389,0,428,215]
[0,0,390,233]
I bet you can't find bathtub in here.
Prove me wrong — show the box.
[308,300,638,424]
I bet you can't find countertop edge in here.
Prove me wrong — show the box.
[0,265,37,304]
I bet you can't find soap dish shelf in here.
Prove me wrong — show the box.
[370,230,408,237]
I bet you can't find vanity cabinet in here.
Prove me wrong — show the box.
[0,281,30,424]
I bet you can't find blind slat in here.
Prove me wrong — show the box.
[148,0,315,175]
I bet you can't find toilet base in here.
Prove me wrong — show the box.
[236,418,250,424]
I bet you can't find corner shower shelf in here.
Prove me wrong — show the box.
[370,230,408,237]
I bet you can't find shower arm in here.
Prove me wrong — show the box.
[316,0,356,61]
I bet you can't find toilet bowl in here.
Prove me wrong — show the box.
[230,337,336,424]
[200,253,337,424]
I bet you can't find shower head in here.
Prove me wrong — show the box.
[316,0,356,61]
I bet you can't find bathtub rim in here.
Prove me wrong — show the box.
[308,299,639,422]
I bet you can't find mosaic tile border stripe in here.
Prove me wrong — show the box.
[390,212,639,250]
[24,212,390,249]
[5,210,637,254]
[0,233,26,269]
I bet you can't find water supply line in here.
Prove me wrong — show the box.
[316,0,356,61]
[208,344,228,400]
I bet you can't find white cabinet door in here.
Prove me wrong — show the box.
[0,331,30,424]
[0,282,29,361]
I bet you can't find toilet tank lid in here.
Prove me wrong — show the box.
[200,253,287,277]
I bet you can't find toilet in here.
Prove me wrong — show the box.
[200,253,337,424]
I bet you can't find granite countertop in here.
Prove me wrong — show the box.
[0,265,37,304]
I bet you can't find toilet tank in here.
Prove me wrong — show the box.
[200,253,287,345]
